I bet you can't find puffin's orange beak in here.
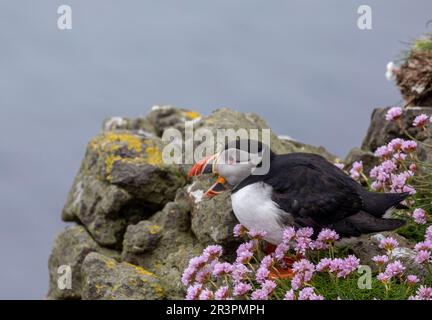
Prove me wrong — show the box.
[188,154,216,177]
[188,154,227,198]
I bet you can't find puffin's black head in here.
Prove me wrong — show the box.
[188,139,274,198]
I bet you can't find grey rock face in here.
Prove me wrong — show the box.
[81,252,165,300]
[61,132,187,247]
[147,105,202,136]
[187,177,240,252]
[47,226,120,300]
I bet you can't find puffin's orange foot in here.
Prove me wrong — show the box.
[269,267,294,280]
[265,243,277,255]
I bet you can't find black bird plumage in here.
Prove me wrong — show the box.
[232,150,408,237]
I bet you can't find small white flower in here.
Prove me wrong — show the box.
[385,61,397,81]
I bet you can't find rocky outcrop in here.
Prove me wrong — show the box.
[395,35,432,107]
[81,252,164,300]
[47,226,120,300]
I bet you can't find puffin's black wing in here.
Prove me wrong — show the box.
[267,162,363,228]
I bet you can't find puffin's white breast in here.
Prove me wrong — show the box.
[231,182,291,244]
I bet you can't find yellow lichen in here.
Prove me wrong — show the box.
[105,259,117,269]
[126,262,157,278]
[148,225,161,235]
[183,110,201,120]
[105,154,122,178]
[95,283,103,295]
[144,140,163,166]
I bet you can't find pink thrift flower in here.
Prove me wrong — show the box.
[294,227,314,254]
[186,283,202,300]
[233,282,252,296]
[292,259,315,289]
[198,288,214,300]
[407,275,419,285]
[284,289,296,300]
[426,226,432,242]
[379,237,399,251]
[235,241,254,264]
[233,224,247,237]
[203,245,223,260]
[231,263,249,283]
[261,280,277,294]
[412,208,427,225]
[413,114,429,127]
[248,229,267,240]
[316,258,332,272]
[409,286,432,300]
[274,242,290,261]
[415,250,431,264]
[214,286,230,300]
[385,107,402,121]
[401,140,417,153]
[384,260,405,278]
[212,262,234,277]
[380,160,397,173]
[251,289,269,300]
[393,152,407,161]
[316,228,340,249]
[377,272,391,283]
[374,145,392,158]
[298,287,324,300]
[414,240,432,252]
[372,255,389,266]
[195,266,212,283]
[256,256,273,283]
[283,227,296,242]
[387,138,404,152]
[182,255,208,285]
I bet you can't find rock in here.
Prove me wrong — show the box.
[280,137,338,162]
[395,39,432,107]
[102,116,157,136]
[191,108,296,155]
[121,220,163,265]
[81,252,165,300]
[147,105,202,136]
[61,131,187,247]
[187,177,241,253]
[338,232,427,277]
[47,226,120,300]
[121,194,204,299]
[361,106,432,153]
[344,147,378,175]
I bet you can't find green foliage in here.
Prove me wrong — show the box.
[414,34,432,51]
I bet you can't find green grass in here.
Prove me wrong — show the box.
[273,272,416,300]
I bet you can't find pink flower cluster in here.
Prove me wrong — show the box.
[412,208,428,225]
[409,286,432,300]
[369,138,416,194]
[284,287,324,300]
[349,161,363,181]
[414,226,432,266]
[316,255,360,278]
[385,107,402,121]
[412,113,432,128]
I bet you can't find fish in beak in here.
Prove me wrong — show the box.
[188,153,227,198]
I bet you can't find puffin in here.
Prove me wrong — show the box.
[188,139,408,244]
